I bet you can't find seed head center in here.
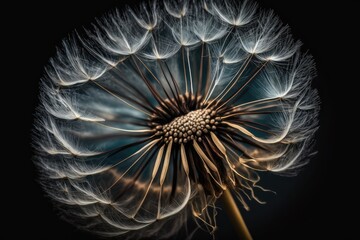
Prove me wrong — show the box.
[156,109,222,144]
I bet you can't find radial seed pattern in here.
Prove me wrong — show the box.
[34,0,320,239]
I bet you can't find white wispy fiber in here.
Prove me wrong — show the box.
[34,0,319,239]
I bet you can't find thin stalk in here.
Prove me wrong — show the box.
[221,189,253,240]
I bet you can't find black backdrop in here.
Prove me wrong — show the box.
[19,0,339,239]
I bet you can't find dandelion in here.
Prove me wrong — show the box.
[34,0,319,239]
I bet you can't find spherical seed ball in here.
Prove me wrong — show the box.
[34,0,319,239]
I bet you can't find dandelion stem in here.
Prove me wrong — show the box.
[221,189,253,240]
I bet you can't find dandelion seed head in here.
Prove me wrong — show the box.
[34,0,319,239]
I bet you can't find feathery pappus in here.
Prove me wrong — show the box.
[33,0,320,239]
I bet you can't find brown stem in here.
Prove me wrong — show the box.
[221,189,253,240]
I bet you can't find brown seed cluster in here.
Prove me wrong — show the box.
[156,109,222,144]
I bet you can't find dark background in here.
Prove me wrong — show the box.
[15,0,343,239]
